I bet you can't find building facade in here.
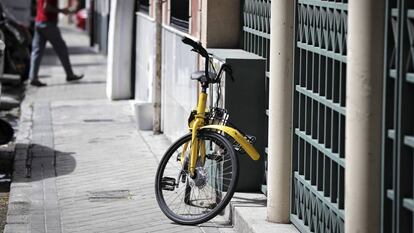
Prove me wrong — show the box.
[94,0,413,232]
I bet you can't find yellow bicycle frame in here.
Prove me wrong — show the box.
[186,92,260,176]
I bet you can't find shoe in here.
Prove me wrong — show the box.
[66,74,84,82]
[30,79,47,87]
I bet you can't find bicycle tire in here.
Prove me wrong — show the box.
[155,131,238,225]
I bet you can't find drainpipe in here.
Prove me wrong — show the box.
[267,0,294,223]
[153,0,162,134]
[345,0,385,232]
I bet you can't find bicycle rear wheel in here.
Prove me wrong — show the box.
[155,131,238,225]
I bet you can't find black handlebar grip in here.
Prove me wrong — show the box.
[182,37,208,58]
[182,37,198,47]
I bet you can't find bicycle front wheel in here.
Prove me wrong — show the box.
[155,131,238,225]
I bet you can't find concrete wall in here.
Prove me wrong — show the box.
[158,0,241,140]
[106,0,134,100]
[133,0,240,139]
[135,13,156,102]
[161,26,198,141]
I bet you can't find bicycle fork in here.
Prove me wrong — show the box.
[161,92,208,192]
[189,92,207,177]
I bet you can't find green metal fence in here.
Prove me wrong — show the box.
[243,0,271,73]
[242,0,271,194]
[291,0,347,232]
[382,0,414,232]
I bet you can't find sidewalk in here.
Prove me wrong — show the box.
[4,25,299,233]
[4,25,229,233]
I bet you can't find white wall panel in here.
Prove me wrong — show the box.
[135,13,155,102]
[107,0,134,100]
[161,26,198,141]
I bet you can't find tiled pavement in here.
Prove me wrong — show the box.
[4,25,232,233]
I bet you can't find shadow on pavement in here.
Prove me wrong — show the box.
[39,61,105,67]
[71,62,106,67]
[13,143,76,182]
[59,26,84,34]
[44,46,97,56]
[231,196,267,205]
[45,80,106,87]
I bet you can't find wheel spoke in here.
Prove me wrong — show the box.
[155,132,238,224]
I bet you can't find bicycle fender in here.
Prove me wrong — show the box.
[200,125,260,161]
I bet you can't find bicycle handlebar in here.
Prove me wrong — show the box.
[217,64,234,82]
[182,37,210,89]
[182,37,234,88]
[182,37,209,58]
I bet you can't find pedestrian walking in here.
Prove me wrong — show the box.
[29,0,83,87]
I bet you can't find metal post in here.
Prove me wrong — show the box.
[153,0,162,134]
[267,0,294,223]
[345,0,385,232]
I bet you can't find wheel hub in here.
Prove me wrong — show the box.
[193,167,208,188]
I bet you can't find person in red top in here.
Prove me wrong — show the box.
[28,0,83,87]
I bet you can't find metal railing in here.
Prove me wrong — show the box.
[243,0,271,73]
[382,0,414,232]
[291,0,347,232]
[242,0,271,195]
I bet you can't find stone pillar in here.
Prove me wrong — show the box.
[153,0,162,134]
[345,0,385,232]
[267,0,295,223]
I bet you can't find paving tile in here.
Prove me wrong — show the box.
[6,24,224,233]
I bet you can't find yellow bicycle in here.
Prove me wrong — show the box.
[155,37,260,225]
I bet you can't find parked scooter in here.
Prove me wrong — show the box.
[0,33,15,145]
[0,118,13,145]
[0,3,32,83]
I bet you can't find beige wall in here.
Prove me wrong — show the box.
[149,0,154,18]
[190,0,201,38]
[201,0,240,48]
[147,0,240,46]
[149,0,201,38]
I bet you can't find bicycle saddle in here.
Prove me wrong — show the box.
[191,71,216,83]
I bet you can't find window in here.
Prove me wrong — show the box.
[138,0,149,13]
[170,0,189,30]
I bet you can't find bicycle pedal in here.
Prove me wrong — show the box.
[180,171,187,183]
[161,177,176,191]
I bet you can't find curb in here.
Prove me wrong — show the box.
[226,193,299,233]
[4,102,33,233]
